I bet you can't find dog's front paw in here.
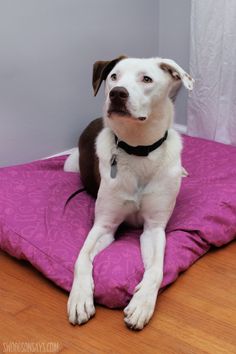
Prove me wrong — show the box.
[124,285,157,330]
[67,276,95,325]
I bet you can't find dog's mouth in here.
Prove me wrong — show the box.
[107,108,131,117]
[107,107,147,122]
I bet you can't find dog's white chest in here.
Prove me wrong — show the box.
[110,150,161,212]
[123,185,143,207]
[96,127,182,226]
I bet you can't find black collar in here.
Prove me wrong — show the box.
[114,130,168,157]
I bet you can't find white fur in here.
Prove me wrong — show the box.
[64,148,79,172]
[67,57,193,330]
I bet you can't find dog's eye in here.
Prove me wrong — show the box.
[111,73,117,81]
[142,76,153,83]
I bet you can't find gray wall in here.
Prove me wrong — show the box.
[158,0,191,126]
[0,0,191,167]
[0,0,158,166]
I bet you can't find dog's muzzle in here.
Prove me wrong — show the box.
[109,86,129,102]
[107,86,147,121]
[108,86,131,117]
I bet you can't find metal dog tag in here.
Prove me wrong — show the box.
[110,154,118,178]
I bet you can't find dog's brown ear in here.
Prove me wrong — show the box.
[92,55,127,96]
[159,59,194,91]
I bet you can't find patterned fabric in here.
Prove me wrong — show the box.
[0,135,235,308]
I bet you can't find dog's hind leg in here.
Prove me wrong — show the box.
[64,148,79,172]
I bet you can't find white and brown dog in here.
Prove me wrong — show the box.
[64,56,194,330]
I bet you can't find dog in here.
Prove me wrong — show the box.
[64,56,194,330]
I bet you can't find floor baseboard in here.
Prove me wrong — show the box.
[174,123,187,134]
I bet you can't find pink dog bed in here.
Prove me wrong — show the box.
[0,135,235,308]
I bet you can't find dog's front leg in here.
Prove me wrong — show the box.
[68,223,115,325]
[124,225,166,330]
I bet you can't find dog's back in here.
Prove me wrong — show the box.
[78,117,103,198]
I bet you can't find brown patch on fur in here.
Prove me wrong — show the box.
[93,55,127,96]
[78,118,103,198]
[160,62,181,80]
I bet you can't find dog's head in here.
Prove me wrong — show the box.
[93,56,194,124]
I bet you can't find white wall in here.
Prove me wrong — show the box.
[0,0,191,167]
[0,0,158,166]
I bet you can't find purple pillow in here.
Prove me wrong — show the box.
[0,135,235,308]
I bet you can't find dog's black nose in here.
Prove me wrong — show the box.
[109,87,129,101]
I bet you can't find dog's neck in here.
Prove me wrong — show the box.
[104,98,173,147]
